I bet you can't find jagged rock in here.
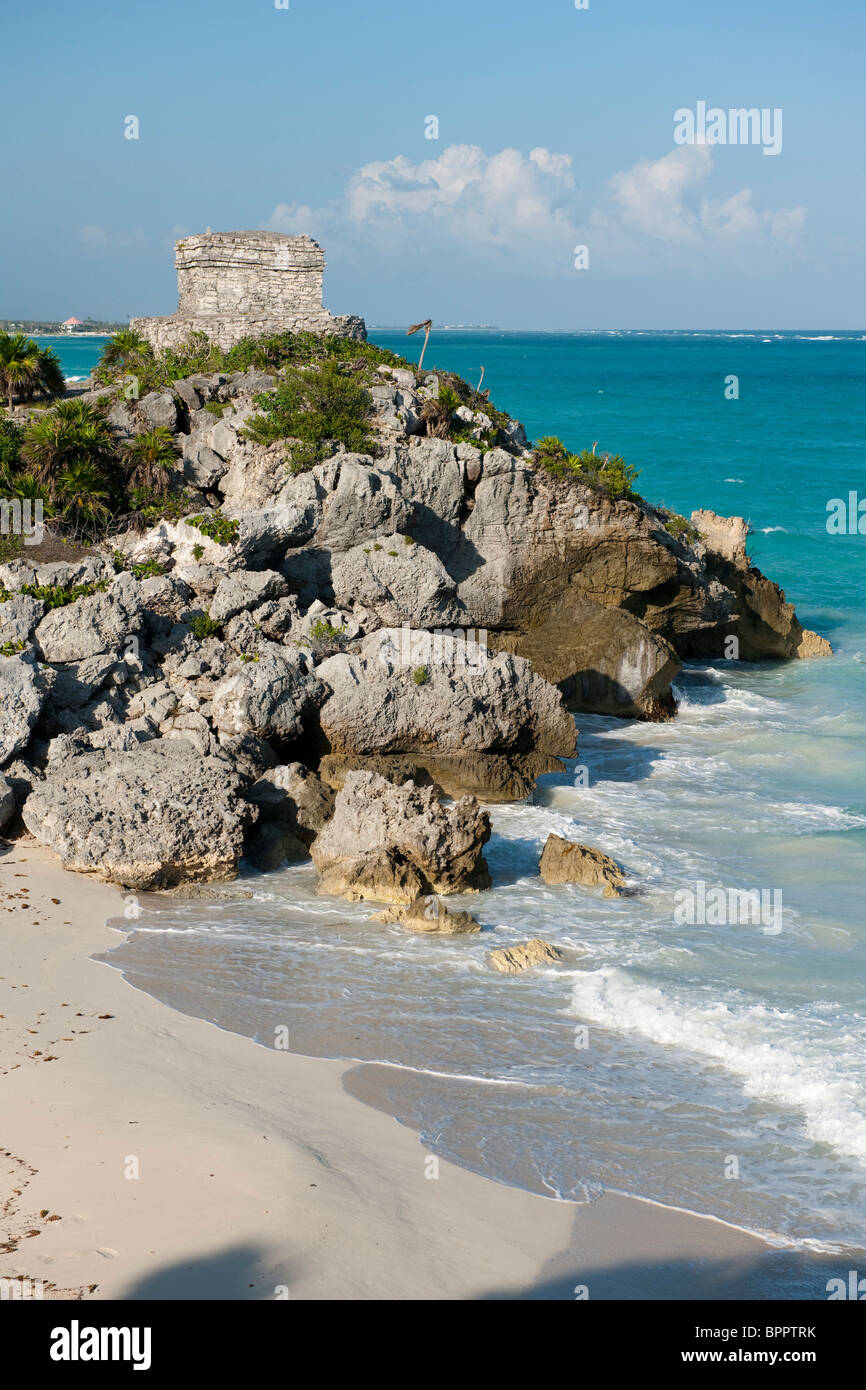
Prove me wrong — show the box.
[371,899,481,935]
[182,438,227,490]
[139,575,194,626]
[492,594,681,721]
[0,655,47,765]
[46,722,156,764]
[311,770,491,903]
[34,574,144,664]
[488,939,563,974]
[0,774,15,830]
[245,762,335,870]
[125,517,243,572]
[317,630,576,757]
[455,468,682,629]
[318,750,565,803]
[137,390,178,432]
[48,653,128,710]
[0,594,45,647]
[0,556,111,593]
[0,758,41,816]
[688,509,831,660]
[209,569,289,624]
[539,834,626,897]
[211,645,325,741]
[330,537,463,627]
[282,455,414,566]
[172,378,203,412]
[22,739,256,888]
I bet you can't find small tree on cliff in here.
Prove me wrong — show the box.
[407,319,432,373]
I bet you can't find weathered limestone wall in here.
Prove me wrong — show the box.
[131,231,365,350]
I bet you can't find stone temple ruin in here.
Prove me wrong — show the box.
[131,231,366,351]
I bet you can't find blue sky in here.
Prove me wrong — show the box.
[2,0,864,327]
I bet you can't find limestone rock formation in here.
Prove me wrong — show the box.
[0,655,48,765]
[21,739,256,888]
[34,574,144,665]
[0,773,15,830]
[311,770,491,903]
[488,939,563,974]
[211,645,325,742]
[245,762,335,871]
[539,834,626,897]
[491,594,681,721]
[371,899,481,935]
[689,509,832,660]
[317,631,577,758]
[318,749,565,803]
[131,232,366,351]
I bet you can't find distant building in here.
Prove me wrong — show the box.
[131,231,365,351]
[61,317,83,333]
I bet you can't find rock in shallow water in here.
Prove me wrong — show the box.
[311,769,491,903]
[539,834,626,897]
[370,899,481,935]
[487,939,563,974]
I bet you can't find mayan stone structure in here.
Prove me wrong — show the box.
[131,231,366,351]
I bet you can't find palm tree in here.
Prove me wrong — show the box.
[55,460,112,538]
[123,426,177,493]
[407,319,433,373]
[22,400,116,500]
[0,332,65,407]
[98,328,150,374]
[35,345,65,400]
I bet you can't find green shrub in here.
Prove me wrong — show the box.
[412,665,429,686]
[532,437,641,501]
[663,512,699,542]
[186,513,240,546]
[242,361,374,472]
[310,618,346,642]
[189,613,221,640]
[0,579,110,609]
[0,532,24,563]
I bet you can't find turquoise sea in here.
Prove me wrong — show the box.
[52,331,866,1260]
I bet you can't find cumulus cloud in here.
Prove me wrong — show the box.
[603,145,806,251]
[263,142,806,277]
[343,143,578,253]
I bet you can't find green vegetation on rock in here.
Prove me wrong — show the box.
[532,436,641,502]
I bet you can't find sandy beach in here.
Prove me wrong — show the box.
[0,838,844,1302]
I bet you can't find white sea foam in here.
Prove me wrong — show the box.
[566,968,866,1166]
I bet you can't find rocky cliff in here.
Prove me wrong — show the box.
[0,331,830,897]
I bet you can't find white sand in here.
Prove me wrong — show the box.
[0,841,832,1300]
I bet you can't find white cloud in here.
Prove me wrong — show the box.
[262,142,806,277]
[604,145,806,251]
[344,143,578,252]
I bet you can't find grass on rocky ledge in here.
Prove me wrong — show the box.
[531,436,642,503]
[242,361,376,472]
